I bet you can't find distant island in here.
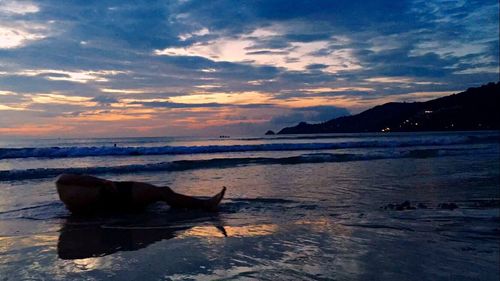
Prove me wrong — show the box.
[277,82,500,134]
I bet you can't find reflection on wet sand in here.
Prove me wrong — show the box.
[57,211,225,260]
[294,217,353,236]
[0,235,57,254]
[180,223,278,238]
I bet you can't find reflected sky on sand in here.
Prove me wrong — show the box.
[57,211,225,260]
[180,224,278,239]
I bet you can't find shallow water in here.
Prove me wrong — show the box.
[0,132,499,280]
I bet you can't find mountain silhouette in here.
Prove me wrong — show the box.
[278,82,500,134]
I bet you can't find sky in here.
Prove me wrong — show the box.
[0,0,498,138]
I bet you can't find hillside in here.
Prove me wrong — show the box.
[278,82,500,134]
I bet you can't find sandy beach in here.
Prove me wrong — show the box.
[0,132,498,280]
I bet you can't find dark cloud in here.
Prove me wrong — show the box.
[129,101,224,108]
[245,50,289,55]
[306,64,329,70]
[0,75,99,94]
[2,0,496,95]
[128,101,275,109]
[0,93,30,104]
[91,95,118,105]
[244,38,292,50]
[271,106,350,125]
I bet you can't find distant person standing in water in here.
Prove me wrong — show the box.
[56,174,226,214]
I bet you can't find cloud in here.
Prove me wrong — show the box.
[178,27,210,41]
[7,69,129,83]
[0,1,51,49]
[126,99,274,109]
[28,93,95,105]
[91,95,119,105]
[0,1,39,15]
[0,0,497,137]
[271,106,350,125]
[128,101,225,108]
[154,26,361,73]
[364,77,443,85]
[0,23,48,49]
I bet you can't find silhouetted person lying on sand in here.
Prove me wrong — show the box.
[56,174,226,214]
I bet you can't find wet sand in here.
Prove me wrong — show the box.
[0,151,499,280]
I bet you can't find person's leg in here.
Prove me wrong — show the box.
[125,181,226,211]
[159,186,226,211]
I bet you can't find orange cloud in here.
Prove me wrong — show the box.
[0,124,70,136]
[63,109,155,122]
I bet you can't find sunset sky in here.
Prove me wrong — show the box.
[0,0,498,137]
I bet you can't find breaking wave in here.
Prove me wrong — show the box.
[0,134,497,160]
[0,148,476,181]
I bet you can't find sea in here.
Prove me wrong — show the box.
[0,131,499,280]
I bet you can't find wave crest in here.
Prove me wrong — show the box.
[0,134,496,160]
[0,148,477,181]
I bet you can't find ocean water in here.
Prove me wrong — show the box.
[0,131,498,280]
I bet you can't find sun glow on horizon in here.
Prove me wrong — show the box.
[0,88,462,137]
